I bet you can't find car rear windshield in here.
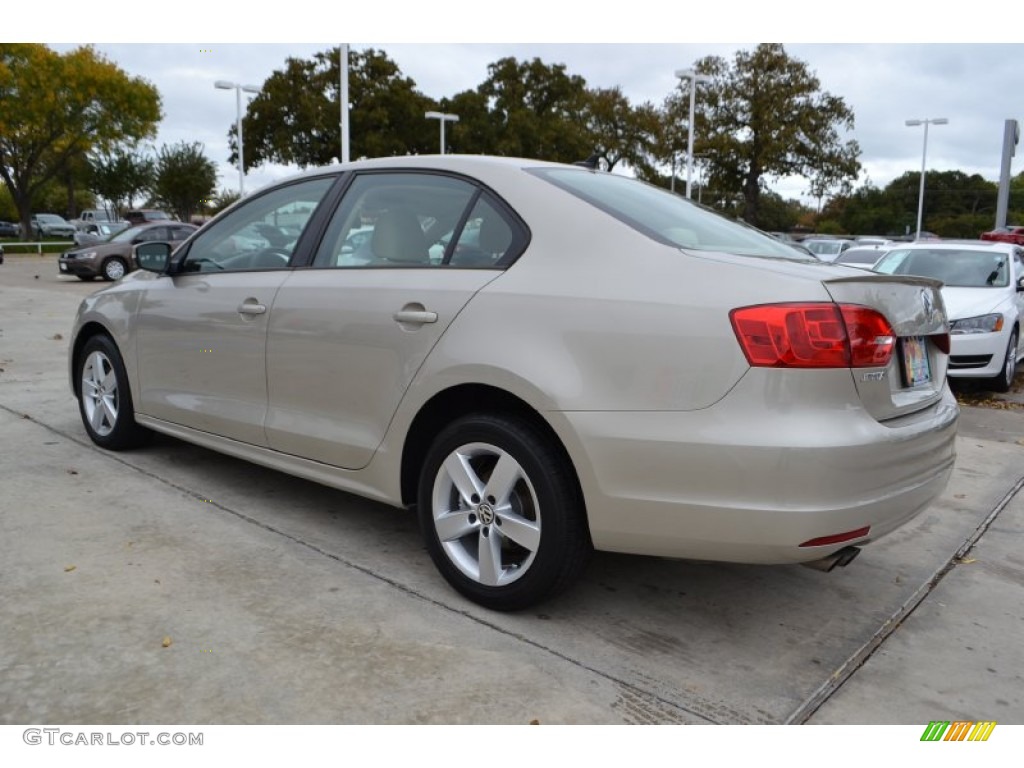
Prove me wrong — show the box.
[529,168,811,261]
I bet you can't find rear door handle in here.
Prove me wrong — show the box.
[393,310,438,324]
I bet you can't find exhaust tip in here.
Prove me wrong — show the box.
[802,545,861,573]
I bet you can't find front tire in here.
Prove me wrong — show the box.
[101,257,127,281]
[77,335,150,450]
[990,329,1018,393]
[417,413,591,611]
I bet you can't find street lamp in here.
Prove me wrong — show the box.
[425,111,459,155]
[675,68,711,199]
[215,80,260,195]
[905,117,949,240]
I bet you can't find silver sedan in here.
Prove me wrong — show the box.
[68,156,958,610]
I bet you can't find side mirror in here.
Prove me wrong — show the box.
[1017,276,1024,293]
[135,241,172,273]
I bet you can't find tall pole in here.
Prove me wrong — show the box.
[686,76,697,199]
[235,85,244,195]
[340,43,350,163]
[675,68,710,200]
[216,81,260,195]
[905,117,948,240]
[425,112,459,155]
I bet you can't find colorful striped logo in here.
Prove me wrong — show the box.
[920,721,997,742]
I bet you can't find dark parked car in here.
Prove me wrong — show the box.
[0,221,20,238]
[59,222,198,281]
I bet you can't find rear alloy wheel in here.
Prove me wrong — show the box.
[77,335,150,450]
[102,257,127,281]
[418,413,591,611]
[990,329,1018,393]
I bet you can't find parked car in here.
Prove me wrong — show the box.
[32,213,76,239]
[125,209,173,225]
[59,221,197,281]
[833,245,891,270]
[979,225,1024,246]
[68,155,957,610]
[0,243,4,265]
[873,241,1024,391]
[72,221,131,248]
[0,220,20,238]
[802,238,853,261]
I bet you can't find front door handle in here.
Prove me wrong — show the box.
[238,300,267,315]
[393,310,438,324]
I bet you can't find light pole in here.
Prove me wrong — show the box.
[215,80,260,195]
[675,68,711,199]
[425,111,459,155]
[905,117,948,240]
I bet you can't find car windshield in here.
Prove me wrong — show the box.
[874,248,1010,287]
[110,225,150,243]
[835,248,886,265]
[530,168,811,261]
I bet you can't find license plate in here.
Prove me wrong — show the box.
[901,336,931,387]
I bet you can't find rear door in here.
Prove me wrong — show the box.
[264,171,524,469]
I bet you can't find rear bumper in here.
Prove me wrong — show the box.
[561,371,958,563]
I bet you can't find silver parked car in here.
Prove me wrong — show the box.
[68,156,958,610]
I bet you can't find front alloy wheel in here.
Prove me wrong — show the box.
[77,335,150,450]
[418,413,591,611]
[102,257,127,281]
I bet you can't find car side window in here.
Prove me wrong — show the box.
[312,173,477,268]
[181,177,334,273]
[137,227,169,242]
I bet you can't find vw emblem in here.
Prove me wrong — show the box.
[477,503,495,526]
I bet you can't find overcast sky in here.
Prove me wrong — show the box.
[24,4,1024,204]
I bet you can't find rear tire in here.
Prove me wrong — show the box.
[417,413,591,611]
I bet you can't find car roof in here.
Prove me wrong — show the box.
[893,240,1017,251]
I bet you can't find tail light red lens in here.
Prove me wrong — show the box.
[731,303,896,369]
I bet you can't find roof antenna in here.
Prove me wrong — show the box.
[573,152,601,170]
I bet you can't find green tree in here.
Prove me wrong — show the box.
[677,44,861,228]
[0,44,161,238]
[237,47,434,169]
[580,86,661,173]
[152,142,217,223]
[474,57,592,162]
[89,147,156,217]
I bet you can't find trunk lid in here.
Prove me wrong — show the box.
[823,274,949,422]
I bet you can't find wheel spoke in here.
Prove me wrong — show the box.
[89,398,107,431]
[434,510,478,542]
[101,367,117,391]
[495,509,541,552]
[483,452,522,505]
[100,395,118,428]
[444,451,483,506]
[477,527,503,586]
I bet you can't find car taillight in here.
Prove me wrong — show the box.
[730,303,896,369]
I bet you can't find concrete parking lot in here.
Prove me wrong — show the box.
[1,253,1022,725]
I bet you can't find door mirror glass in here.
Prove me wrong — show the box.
[136,242,172,273]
